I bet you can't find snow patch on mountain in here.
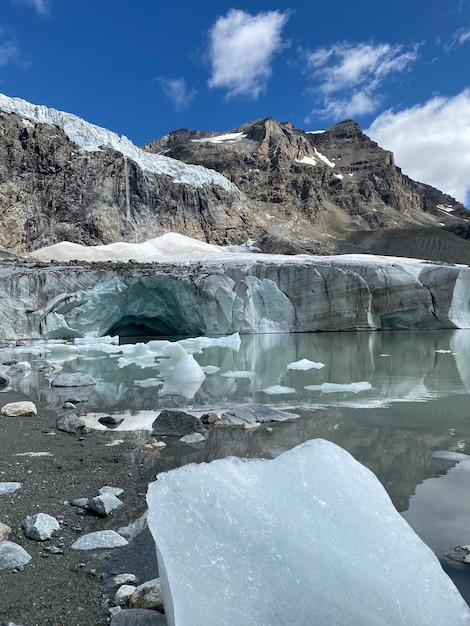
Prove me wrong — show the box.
[191,132,247,144]
[0,94,239,193]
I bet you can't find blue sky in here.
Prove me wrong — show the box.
[1,0,470,205]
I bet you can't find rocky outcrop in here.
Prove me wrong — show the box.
[0,254,469,340]
[0,103,261,254]
[146,118,470,262]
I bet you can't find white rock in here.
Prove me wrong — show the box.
[99,486,124,497]
[1,401,37,416]
[114,584,137,605]
[179,433,206,444]
[113,573,137,586]
[0,482,22,495]
[23,513,60,541]
[89,493,123,516]
[71,530,129,550]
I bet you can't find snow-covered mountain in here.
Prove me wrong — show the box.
[0,93,470,263]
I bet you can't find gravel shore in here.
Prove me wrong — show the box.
[0,389,157,626]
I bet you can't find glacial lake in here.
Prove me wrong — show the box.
[2,329,470,602]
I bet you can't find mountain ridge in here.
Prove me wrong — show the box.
[0,93,469,263]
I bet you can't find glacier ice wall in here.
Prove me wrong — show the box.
[0,255,470,340]
[0,94,238,193]
[147,439,470,626]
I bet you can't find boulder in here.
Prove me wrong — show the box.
[0,541,32,570]
[56,412,90,434]
[129,578,164,612]
[151,410,206,438]
[71,530,129,550]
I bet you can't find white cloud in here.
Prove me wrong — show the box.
[207,9,289,99]
[304,41,419,121]
[367,89,470,205]
[0,38,20,67]
[15,0,50,14]
[446,27,470,50]
[158,77,196,111]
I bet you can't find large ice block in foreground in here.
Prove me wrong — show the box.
[147,439,470,626]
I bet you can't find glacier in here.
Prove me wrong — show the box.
[0,94,238,193]
[147,439,470,626]
[1,247,470,340]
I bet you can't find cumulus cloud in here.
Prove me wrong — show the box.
[157,77,196,111]
[304,41,419,121]
[367,89,470,205]
[207,9,289,99]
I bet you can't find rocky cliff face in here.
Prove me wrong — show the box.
[0,108,261,254]
[145,118,470,262]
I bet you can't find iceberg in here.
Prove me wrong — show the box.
[305,381,372,393]
[147,439,470,626]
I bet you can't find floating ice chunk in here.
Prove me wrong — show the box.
[178,332,241,354]
[287,358,325,370]
[261,385,296,395]
[134,378,164,388]
[75,335,119,345]
[221,370,254,378]
[158,354,206,399]
[432,450,470,462]
[201,365,220,374]
[305,381,372,393]
[147,439,470,626]
[146,340,172,355]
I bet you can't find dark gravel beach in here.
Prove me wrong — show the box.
[0,389,155,626]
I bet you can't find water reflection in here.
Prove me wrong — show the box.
[2,329,470,413]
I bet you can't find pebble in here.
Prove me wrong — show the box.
[89,493,124,516]
[99,486,124,497]
[0,482,22,496]
[113,573,137,586]
[23,513,60,541]
[0,401,37,417]
[0,521,12,541]
[114,584,137,605]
